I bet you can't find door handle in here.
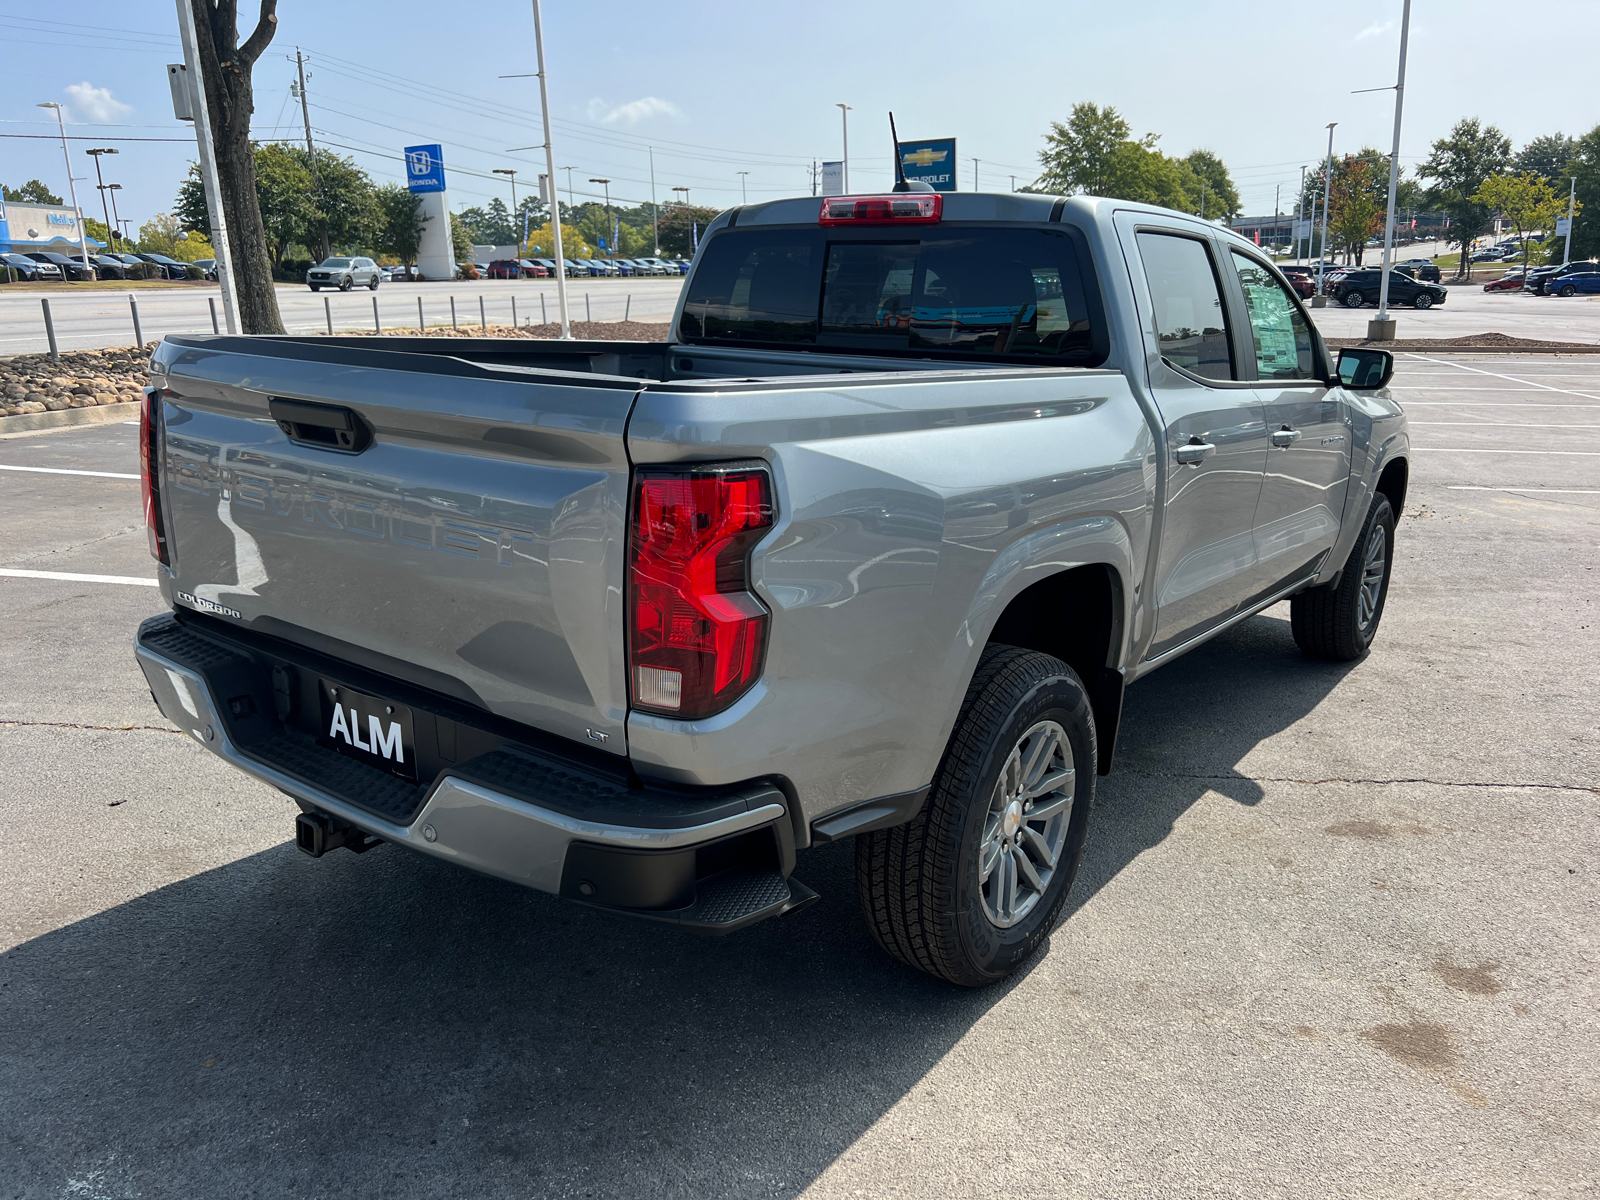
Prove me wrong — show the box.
[1271,426,1302,448]
[1175,437,1216,466]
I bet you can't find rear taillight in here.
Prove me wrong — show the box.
[140,388,168,565]
[629,465,773,720]
[819,193,942,225]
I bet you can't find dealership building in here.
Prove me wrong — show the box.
[0,199,105,257]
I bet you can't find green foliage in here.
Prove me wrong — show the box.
[1037,102,1133,196]
[375,184,425,265]
[1418,117,1513,273]
[84,217,112,248]
[1514,133,1577,185]
[449,212,474,262]
[655,205,719,257]
[1183,150,1240,220]
[137,211,215,261]
[3,179,64,204]
[1566,125,1600,261]
[1035,101,1232,219]
[1327,156,1384,264]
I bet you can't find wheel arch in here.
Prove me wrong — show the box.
[1375,454,1408,516]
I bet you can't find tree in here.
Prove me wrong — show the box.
[84,217,112,248]
[448,212,475,262]
[523,220,587,261]
[1037,102,1133,196]
[305,151,380,252]
[1514,133,1577,186]
[1326,156,1384,265]
[656,205,719,257]
[1475,172,1572,275]
[1183,150,1240,221]
[459,197,517,246]
[188,0,281,332]
[249,145,316,266]
[1566,124,1600,262]
[3,179,64,204]
[375,184,424,266]
[137,211,216,262]
[1418,117,1512,277]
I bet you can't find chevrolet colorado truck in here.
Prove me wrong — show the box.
[134,192,1408,985]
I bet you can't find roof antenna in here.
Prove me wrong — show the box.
[889,111,934,193]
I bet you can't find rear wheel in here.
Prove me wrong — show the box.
[1414,293,1434,309]
[1560,284,1578,297]
[1343,289,1365,308]
[856,645,1095,987]
[1291,495,1395,661]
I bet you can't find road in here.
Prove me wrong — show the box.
[1,356,1597,1198]
[0,277,688,356]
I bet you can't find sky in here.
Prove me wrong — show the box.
[0,0,1594,238]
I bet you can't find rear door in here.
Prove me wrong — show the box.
[1122,225,1271,659]
[1224,249,1351,603]
[155,337,638,753]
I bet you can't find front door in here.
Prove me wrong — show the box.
[1226,250,1352,605]
[1132,230,1271,659]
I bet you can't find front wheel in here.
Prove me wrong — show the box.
[339,275,353,292]
[1290,495,1395,661]
[1342,289,1365,308]
[856,645,1095,987]
[1414,293,1434,309]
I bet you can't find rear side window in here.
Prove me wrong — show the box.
[1229,251,1315,381]
[680,226,1101,363]
[1136,232,1233,381]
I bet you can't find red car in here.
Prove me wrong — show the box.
[487,259,524,280]
[1483,271,1527,293]
[1277,267,1316,299]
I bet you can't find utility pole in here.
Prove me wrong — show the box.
[1011,174,1017,193]
[836,103,851,193]
[1297,165,1307,263]
[1373,0,1412,339]
[172,0,238,332]
[649,147,659,254]
[293,47,328,259]
[973,158,980,191]
[1563,176,1576,265]
[809,159,820,196]
[529,0,570,337]
[563,166,576,211]
[1315,122,1337,305]
[737,171,749,205]
[36,103,91,271]
[86,148,118,248]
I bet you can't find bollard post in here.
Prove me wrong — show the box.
[128,294,144,349]
[41,298,59,361]
[585,292,592,323]
[209,297,220,334]
[373,295,381,333]
[512,296,519,328]
[324,296,332,335]
[451,296,457,330]
[417,296,424,331]
[480,295,487,329]
[625,293,631,322]
[541,293,547,325]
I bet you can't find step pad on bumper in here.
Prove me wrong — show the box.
[589,871,819,935]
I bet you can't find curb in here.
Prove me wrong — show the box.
[0,401,142,437]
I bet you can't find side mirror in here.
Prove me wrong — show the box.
[1335,347,1394,390]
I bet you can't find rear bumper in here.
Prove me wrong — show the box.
[136,613,811,932]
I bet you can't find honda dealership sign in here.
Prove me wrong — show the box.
[405,144,446,193]
[404,144,454,280]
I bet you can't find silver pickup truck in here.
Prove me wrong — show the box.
[134,192,1408,985]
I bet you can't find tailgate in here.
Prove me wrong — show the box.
[150,337,638,754]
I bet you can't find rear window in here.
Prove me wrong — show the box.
[680,226,1103,363]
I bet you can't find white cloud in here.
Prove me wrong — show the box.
[585,96,683,127]
[1355,19,1396,40]
[64,82,132,123]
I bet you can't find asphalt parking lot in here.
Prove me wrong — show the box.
[1,355,1596,1198]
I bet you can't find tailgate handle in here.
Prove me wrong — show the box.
[268,398,372,453]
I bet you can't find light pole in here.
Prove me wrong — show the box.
[589,177,612,257]
[1297,165,1307,263]
[493,167,518,249]
[85,148,118,252]
[737,171,749,204]
[1562,177,1576,265]
[672,186,690,208]
[1372,0,1412,340]
[836,103,851,193]
[36,103,91,271]
[105,183,125,248]
[973,158,980,191]
[562,166,576,211]
[649,147,659,254]
[1314,122,1337,306]
[1011,175,1017,193]
[528,0,570,337]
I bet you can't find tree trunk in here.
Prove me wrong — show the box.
[191,1,283,335]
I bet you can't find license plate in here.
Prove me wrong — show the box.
[318,680,417,781]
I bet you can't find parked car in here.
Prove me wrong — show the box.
[1550,271,1600,297]
[191,257,218,281]
[1280,270,1315,299]
[487,259,525,280]
[133,252,191,280]
[2,252,60,281]
[517,259,550,278]
[1483,270,1530,293]
[91,254,131,280]
[25,251,96,282]
[1390,260,1440,282]
[1525,261,1599,295]
[135,193,1409,985]
[1330,267,1448,309]
[307,256,381,291]
[561,259,592,277]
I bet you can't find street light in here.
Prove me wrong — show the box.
[1314,122,1338,306]
[1372,0,1412,340]
[588,177,612,257]
[85,148,118,253]
[36,102,91,271]
[493,167,520,250]
[672,186,690,207]
[737,171,749,204]
[105,184,125,245]
[836,103,851,193]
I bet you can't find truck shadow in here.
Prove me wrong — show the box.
[1,611,1350,1198]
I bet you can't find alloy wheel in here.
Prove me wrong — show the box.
[1358,523,1387,635]
[978,720,1075,929]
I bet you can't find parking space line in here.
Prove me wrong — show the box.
[1445,486,1600,494]
[1402,355,1600,399]
[0,568,158,586]
[0,464,139,480]
[1410,421,1600,428]
[1412,447,1600,455]
[1400,402,1600,408]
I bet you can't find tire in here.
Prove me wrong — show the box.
[1290,495,1396,661]
[1343,289,1365,308]
[368,275,380,290]
[855,645,1096,987]
[339,275,353,292]
[1414,293,1434,309]
[308,285,320,292]
[1559,284,1577,297]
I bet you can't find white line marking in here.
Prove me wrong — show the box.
[1410,421,1600,428]
[0,463,139,480]
[1412,447,1600,455]
[1400,402,1600,408]
[1391,386,1582,392]
[1445,486,1600,494]
[0,568,158,586]
[1402,354,1600,399]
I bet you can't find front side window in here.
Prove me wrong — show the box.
[1230,251,1315,380]
[680,227,1099,362]
[1136,232,1233,381]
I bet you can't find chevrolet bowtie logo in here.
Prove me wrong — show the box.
[902,149,947,167]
